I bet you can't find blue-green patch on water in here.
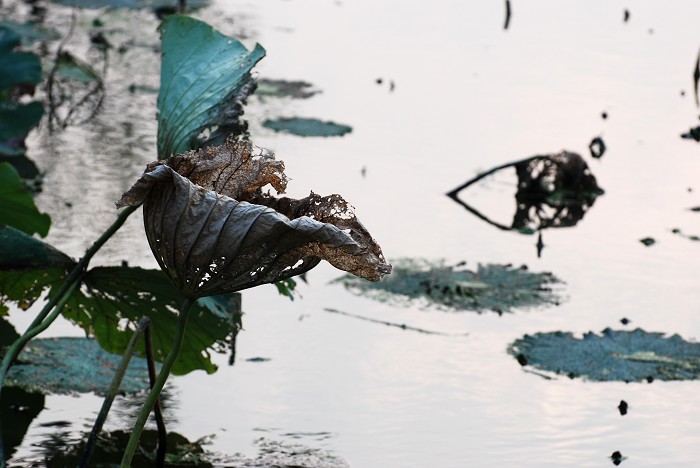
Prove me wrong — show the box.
[263,117,352,137]
[509,328,700,382]
[6,337,152,395]
[334,258,562,314]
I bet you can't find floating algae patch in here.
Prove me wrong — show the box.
[334,258,562,314]
[6,337,152,395]
[508,328,700,382]
[263,117,352,137]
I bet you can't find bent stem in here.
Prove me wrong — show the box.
[120,297,194,467]
[0,204,140,391]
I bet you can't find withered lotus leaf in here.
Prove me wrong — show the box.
[117,138,391,298]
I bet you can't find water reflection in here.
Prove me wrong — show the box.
[447,151,604,257]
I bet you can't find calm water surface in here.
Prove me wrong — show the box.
[7,0,700,466]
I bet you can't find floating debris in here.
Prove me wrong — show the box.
[618,400,628,416]
[671,228,700,242]
[589,136,606,159]
[681,126,700,141]
[610,450,626,465]
[263,117,352,137]
[334,258,562,314]
[509,328,700,382]
[639,237,656,246]
[623,9,630,23]
[447,152,603,251]
[504,0,512,30]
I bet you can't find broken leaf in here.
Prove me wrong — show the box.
[447,152,604,244]
[508,328,700,382]
[157,15,265,158]
[0,164,51,237]
[334,258,561,314]
[6,337,152,395]
[117,137,391,298]
[263,117,352,137]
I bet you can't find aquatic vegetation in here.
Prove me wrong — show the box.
[157,15,264,157]
[335,258,561,314]
[6,337,152,395]
[256,78,321,99]
[509,328,700,382]
[0,166,50,237]
[263,117,353,137]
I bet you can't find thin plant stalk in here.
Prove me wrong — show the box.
[120,298,194,467]
[144,322,168,467]
[0,204,139,392]
[0,280,79,468]
[79,317,152,468]
[0,280,80,401]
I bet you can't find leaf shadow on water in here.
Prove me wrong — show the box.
[334,258,563,315]
[446,151,604,257]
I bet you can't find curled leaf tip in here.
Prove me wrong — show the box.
[117,137,391,297]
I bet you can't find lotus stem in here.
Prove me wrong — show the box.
[0,280,80,403]
[144,322,168,467]
[120,297,194,467]
[79,317,151,468]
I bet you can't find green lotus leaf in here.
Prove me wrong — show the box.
[334,258,562,313]
[6,337,152,395]
[509,328,700,382]
[0,164,51,237]
[0,28,41,92]
[0,226,73,315]
[156,15,265,158]
[263,117,352,137]
[60,266,239,375]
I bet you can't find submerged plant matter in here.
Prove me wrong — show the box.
[509,328,700,382]
[335,258,560,314]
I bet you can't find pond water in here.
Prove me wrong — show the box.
[4,0,700,466]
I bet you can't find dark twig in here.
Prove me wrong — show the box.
[79,317,152,468]
[145,323,167,468]
[323,308,469,337]
[504,0,511,30]
[693,47,700,107]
